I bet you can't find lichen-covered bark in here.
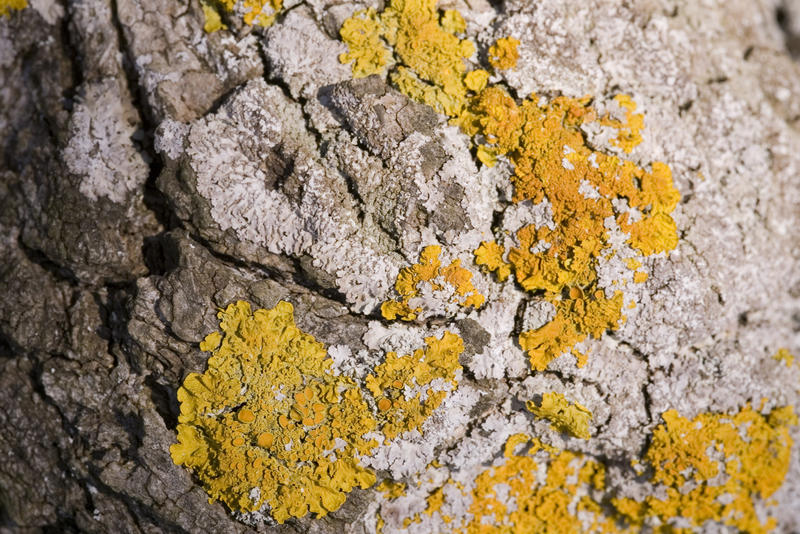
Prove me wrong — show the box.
[1,0,800,532]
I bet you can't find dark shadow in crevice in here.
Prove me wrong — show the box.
[777,4,800,59]
[142,231,182,278]
[17,237,80,286]
[145,374,180,430]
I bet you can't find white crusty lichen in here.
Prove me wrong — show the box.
[156,0,800,530]
[62,80,149,203]
[186,78,401,312]
[154,119,189,161]
[263,6,352,99]
[29,0,63,24]
[363,384,481,479]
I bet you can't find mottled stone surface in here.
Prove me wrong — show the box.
[1,0,800,532]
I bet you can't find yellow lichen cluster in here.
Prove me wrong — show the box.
[520,290,624,370]
[463,91,678,369]
[376,401,797,532]
[527,392,592,439]
[172,301,467,522]
[171,300,378,522]
[614,404,798,533]
[473,240,510,282]
[366,331,464,439]
[339,0,681,371]
[381,245,484,321]
[201,0,282,32]
[487,36,520,70]
[0,0,26,17]
[601,94,645,154]
[458,435,615,533]
[339,0,476,116]
[385,434,615,533]
[773,348,795,368]
[377,479,407,499]
[338,8,392,78]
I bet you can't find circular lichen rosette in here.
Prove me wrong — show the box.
[170,300,378,522]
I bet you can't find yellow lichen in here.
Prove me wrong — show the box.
[366,331,464,439]
[487,36,520,70]
[460,88,679,293]
[621,212,679,256]
[0,0,26,16]
[457,435,616,533]
[170,301,377,522]
[527,392,592,439]
[339,1,680,372]
[773,348,795,368]
[339,0,478,116]
[202,0,282,30]
[377,479,407,499]
[600,94,645,153]
[377,434,614,532]
[464,69,489,92]
[625,258,642,270]
[381,245,484,321]
[468,88,677,369]
[424,487,445,516]
[201,1,227,32]
[338,8,391,77]
[473,240,511,282]
[613,404,798,533]
[440,9,466,34]
[519,290,624,371]
[373,402,797,532]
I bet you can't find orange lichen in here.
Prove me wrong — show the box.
[527,392,592,439]
[487,36,520,70]
[381,245,484,321]
[613,404,797,533]
[519,290,624,371]
[339,1,680,372]
[460,88,679,287]
[170,301,378,522]
[600,94,645,153]
[366,331,464,439]
[0,0,26,16]
[202,0,282,32]
[467,88,676,369]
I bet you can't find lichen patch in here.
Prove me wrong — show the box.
[381,245,484,321]
[339,0,681,372]
[171,301,378,521]
[613,404,797,533]
[0,0,26,17]
[201,0,282,32]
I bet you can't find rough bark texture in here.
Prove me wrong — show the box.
[1,0,800,533]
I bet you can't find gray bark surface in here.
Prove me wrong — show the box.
[2,1,800,532]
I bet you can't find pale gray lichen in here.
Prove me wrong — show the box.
[62,80,149,203]
[6,0,794,531]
